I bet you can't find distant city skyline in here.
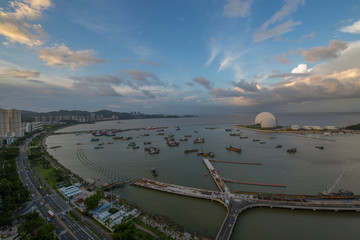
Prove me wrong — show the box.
[0,0,360,114]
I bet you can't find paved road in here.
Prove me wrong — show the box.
[16,136,100,240]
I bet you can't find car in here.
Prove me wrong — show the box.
[47,217,51,222]
[40,202,43,206]
[61,214,66,220]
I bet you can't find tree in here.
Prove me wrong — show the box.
[113,221,136,240]
[84,193,103,211]
[17,212,55,240]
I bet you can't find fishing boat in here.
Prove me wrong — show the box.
[143,141,151,145]
[225,129,232,132]
[94,146,103,149]
[229,133,240,136]
[184,135,192,137]
[151,168,158,177]
[141,133,150,137]
[259,141,266,144]
[193,138,205,144]
[315,146,324,150]
[226,145,241,153]
[128,142,136,147]
[167,140,179,147]
[133,146,140,149]
[91,138,99,142]
[240,136,248,139]
[275,145,282,148]
[180,138,188,141]
[145,147,160,154]
[197,152,215,158]
[287,148,297,153]
[184,149,199,153]
[112,136,122,140]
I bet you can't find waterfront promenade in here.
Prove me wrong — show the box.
[133,158,360,240]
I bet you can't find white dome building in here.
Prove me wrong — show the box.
[254,112,277,128]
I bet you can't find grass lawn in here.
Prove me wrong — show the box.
[32,160,59,189]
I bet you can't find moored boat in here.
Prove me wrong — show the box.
[180,138,188,141]
[184,149,199,153]
[167,140,179,147]
[287,148,297,153]
[193,138,205,144]
[226,145,241,153]
[91,138,99,142]
[94,146,103,149]
[230,133,240,136]
[144,141,151,145]
[151,168,158,176]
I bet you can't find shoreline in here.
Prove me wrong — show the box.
[42,124,210,240]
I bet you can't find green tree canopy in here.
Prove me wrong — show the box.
[84,193,103,211]
[113,221,136,240]
[17,212,55,240]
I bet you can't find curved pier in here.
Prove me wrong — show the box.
[132,158,360,240]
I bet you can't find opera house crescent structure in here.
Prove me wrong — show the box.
[254,112,278,128]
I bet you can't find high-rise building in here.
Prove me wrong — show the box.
[0,108,22,137]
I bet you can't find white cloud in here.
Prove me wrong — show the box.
[297,40,348,62]
[38,44,108,69]
[1,68,40,78]
[291,63,310,74]
[252,0,304,42]
[340,20,360,34]
[210,41,360,107]
[0,0,51,46]
[223,0,252,18]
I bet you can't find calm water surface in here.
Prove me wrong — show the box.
[46,113,360,239]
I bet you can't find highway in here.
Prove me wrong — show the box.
[16,136,100,240]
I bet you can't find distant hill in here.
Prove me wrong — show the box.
[20,109,192,122]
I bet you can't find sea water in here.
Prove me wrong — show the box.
[46,113,360,239]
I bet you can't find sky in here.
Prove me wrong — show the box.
[0,0,360,115]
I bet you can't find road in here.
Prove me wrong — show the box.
[16,136,100,240]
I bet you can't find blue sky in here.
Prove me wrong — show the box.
[0,0,360,114]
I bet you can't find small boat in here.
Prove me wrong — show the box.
[107,142,113,144]
[143,141,151,145]
[240,136,248,139]
[141,133,150,137]
[91,138,99,142]
[259,141,266,144]
[193,138,205,144]
[193,130,198,133]
[157,132,164,135]
[128,142,136,147]
[94,146,103,149]
[225,129,232,132]
[184,135,192,138]
[275,145,282,148]
[200,152,215,158]
[167,140,179,147]
[132,146,140,149]
[112,136,122,140]
[145,147,160,154]
[151,168,158,177]
[184,149,199,153]
[230,133,240,136]
[76,143,83,145]
[179,138,188,141]
[269,137,276,139]
[204,173,208,176]
[226,145,241,153]
[98,143,104,146]
[287,148,297,153]
[252,139,260,142]
[315,146,324,150]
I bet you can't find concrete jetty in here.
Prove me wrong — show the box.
[132,158,360,240]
